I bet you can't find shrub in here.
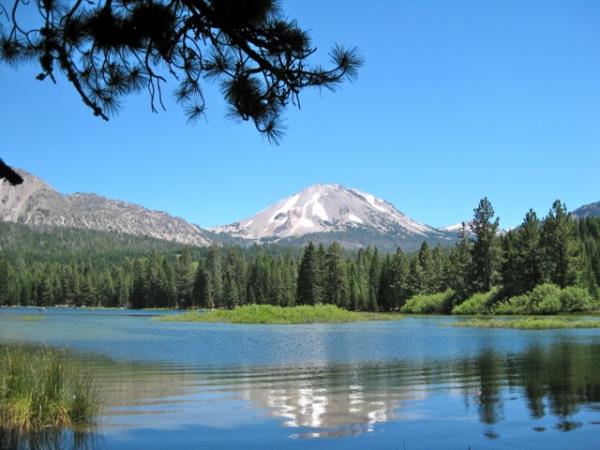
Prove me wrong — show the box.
[452,289,498,315]
[559,286,594,312]
[494,294,527,315]
[400,290,455,314]
[494,284,596,315]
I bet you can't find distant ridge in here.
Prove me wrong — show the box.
[572,201,600,219]
[0,170,212,247]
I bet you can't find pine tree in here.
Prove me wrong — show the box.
[470,197,500,293]
[297,243,322,305]
[206,246,224,308]
[324,242,348,308]
[541,200,579,288]
[175,249,194,307]
[391,249,411,309]
[449,223,472,299]
[223,266,240,309]
[367,248,380,311]
[0,259,11,306]
[513,209,544,294]
[192,265,212,309]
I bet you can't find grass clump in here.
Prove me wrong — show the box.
[454,316,600,330]
[159,304,403,324]
[0,347,101,431]
[400,290,455,314]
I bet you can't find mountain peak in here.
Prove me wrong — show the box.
[212,184,442,245]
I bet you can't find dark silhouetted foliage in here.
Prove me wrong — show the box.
[0,0,362,142]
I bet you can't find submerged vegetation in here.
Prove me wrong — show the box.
[454,316,600,330]
[18,315,45,321]
[159,304,402,324]
[0,347,101,431]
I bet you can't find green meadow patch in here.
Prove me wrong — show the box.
[159,304,403,324]
[453,316,600,330]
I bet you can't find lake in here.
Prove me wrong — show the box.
[1,307,599,449]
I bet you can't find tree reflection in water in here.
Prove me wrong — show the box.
[218,342,600,438]
[2,341,598,444]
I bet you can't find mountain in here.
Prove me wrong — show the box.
[212,184,455,251]
[572,201,600,219]
[0,170,212,247]
[441,223,468,234]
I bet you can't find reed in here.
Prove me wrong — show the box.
[0,347,101,431]
[453,316,600,330]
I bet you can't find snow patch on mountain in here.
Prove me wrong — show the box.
[212,183,444,242]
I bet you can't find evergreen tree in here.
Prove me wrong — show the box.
[206,246,223,308]
[470,197,500,293]
[0,259,11,305]
[223,266,240,309]
[367,248,380,311]
[297,243,322,305]
[175,249,194,307]
[192,265,212,309]
[541,200,579,288]
[324,243,348,307]
[500,230,519,298]
[512,209,544,294]
[449,223,473,299]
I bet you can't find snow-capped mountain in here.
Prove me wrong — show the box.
[0,170,212,246]
[212,184,455,250]
[442,221,510,237]
[441,223,466,233]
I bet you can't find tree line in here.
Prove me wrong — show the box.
[1,199,599,310]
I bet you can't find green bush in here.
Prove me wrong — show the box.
[494,284,597,315]
[452,290,497,315]
[494,294,527,315]
[559,286,594,312]
[400,290,455,314]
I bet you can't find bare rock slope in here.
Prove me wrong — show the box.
[0,170,211,246]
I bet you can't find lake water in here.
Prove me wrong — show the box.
[1,307,599,449]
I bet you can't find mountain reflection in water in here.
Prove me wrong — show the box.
[200,342,600,439]
[2,340,599,449]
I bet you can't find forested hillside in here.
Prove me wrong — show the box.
[1,200,599,312]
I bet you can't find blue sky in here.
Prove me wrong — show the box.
[1,0,599,229]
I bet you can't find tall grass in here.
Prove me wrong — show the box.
[453,316,600,330]
[159,304,403,324]
[0,347,101,431]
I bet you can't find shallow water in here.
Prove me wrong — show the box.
[1,307,599,449]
